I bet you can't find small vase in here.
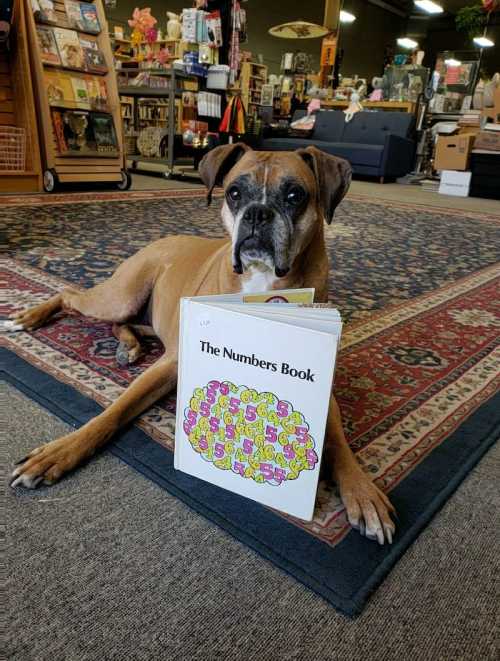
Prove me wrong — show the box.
[166,12,182,40]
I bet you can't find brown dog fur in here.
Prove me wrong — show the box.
[9,145,395,544]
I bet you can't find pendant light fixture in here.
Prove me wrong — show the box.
[268,21,330,39]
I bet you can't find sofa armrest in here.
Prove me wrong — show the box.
[381,133,416,178]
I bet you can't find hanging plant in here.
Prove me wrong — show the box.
[455,5,487,40]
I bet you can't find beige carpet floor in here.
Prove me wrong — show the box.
[4,381,499,661]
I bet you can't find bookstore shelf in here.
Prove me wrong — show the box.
[26,0,129,191]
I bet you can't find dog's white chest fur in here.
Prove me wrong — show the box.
[241,266,278,294]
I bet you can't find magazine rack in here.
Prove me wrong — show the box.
[24,0,129,191]
[0,0,42,192]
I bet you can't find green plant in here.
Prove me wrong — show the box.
[455,5,487,40]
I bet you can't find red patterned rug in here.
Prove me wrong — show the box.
[2,191,499,615]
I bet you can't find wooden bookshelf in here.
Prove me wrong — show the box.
[24,0,129,191]
[0,0,42,193]
[240,61,268,115]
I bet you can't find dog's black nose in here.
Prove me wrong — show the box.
[242,204,274,225]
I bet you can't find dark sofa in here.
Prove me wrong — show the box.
[260,110,416,180]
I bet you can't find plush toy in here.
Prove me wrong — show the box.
[344,90,363,122]
[369,76,384,101]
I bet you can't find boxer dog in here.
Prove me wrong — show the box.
[8,144,395,544]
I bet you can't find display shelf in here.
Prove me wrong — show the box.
[320,99,416,113]
[0,0,42,192]
[119,67,198,178]
[25,0,128,191]
[240,61,268,115]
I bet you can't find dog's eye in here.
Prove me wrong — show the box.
[286,186,305,205]
[227,186,241,201]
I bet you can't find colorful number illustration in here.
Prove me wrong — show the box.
[183,381,318,486]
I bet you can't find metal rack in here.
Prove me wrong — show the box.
[118,67,200,178]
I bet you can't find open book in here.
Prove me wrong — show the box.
[174,289,342,521]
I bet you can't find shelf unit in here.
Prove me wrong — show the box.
[119,67,199,178]
[320,99,417,114]
[240,61,268,114]
[0,0,42,192]
[25,0,128,191]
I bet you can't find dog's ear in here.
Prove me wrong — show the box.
[199,143,251,205]
[296,146,352,224]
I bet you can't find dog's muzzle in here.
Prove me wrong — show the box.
[233,203,290,278]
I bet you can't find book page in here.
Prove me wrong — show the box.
[174,300,337,520]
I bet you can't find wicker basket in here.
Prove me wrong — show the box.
[0,126,26,171]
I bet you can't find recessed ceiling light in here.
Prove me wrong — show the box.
[414,0,444,14]
[397,37,418,49]
[444,58,461,66]
[339,10,356,23]
[473,36,494,47]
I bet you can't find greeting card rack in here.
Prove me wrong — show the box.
[24,0,129,191]
[0,0,42,192]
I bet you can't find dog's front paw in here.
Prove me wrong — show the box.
[10,433,90,489]
[338,469,396,545]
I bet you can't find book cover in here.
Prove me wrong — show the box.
[36,0,57,24]
[80,3,101,34]
[79,35,107,74]
[51,109,69,152]
[84,75,107,110]
[174,294,341,521]
[70,75,90,108]
[45,70,65,105]
[53,27,85,69]
[58,72,76,105]
[36,26,61,65]
[89,112,118,154]
[64,0,86,31]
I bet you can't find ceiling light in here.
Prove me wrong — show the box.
[473,36,494,47]
[339,10,356,23]
[444,58,461,66]
[414,0,443,14]
[397,37,418,49]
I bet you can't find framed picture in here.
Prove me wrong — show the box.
[260,84,273,107]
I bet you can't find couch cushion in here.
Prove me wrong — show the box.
[341,111,414,145]
[312,110,346,142]
[315,141,384,166]
[260,138,384,167]
[260,137,314,151]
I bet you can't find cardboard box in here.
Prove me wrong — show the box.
[434,134,475,171]
[473,130,500,152]
[439,170,472,197]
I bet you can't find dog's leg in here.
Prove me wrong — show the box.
[112,323,143,366]
[5,289,77,331]
[10,355,177,488]
[325,395,396,545]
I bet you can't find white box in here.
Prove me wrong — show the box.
[439,170,472,197]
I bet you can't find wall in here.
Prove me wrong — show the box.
[338,0,406,80]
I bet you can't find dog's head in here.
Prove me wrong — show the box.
[199,144,351,277]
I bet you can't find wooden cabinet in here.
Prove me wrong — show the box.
[0,0,42,193]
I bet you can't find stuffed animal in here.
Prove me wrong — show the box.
[369,77,384,101]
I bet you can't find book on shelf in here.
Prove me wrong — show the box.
[79,34,107,74]
[45,70,64,104]
[80,3,101,34]
[64,0,86,31]
[51,109,118,156]
[53,27,85,70]
[174,289,342,521]
[36,25,61,65]
[84,75,107,110]
[32,0,57,24]
[71,75,90,108]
